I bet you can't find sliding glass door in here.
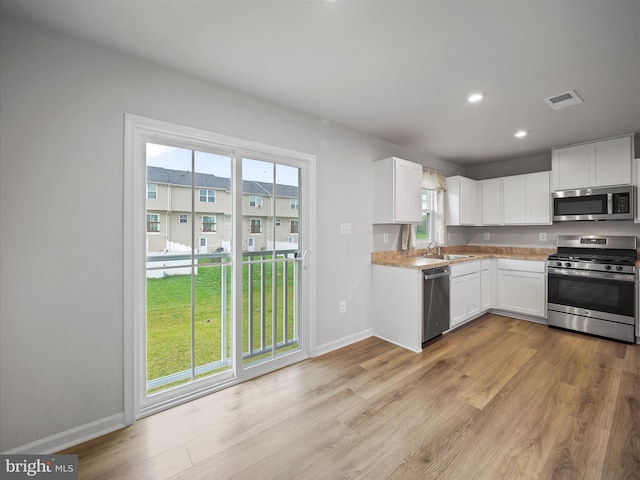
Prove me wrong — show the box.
[126,115,313,418]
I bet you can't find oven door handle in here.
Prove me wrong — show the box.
[548,268,636,282]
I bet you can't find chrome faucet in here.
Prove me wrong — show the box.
[426,242,441,256]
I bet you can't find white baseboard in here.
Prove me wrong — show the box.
[2,413,125,455]
[373,333,422,353]
[488,309,547,325]
[314,328,373,357]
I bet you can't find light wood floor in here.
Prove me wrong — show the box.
[62,314,640,479]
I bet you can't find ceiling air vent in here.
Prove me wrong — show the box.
[544,90,583,110]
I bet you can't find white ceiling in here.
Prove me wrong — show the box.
[2,0,639,166]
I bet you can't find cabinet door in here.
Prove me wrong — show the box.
[497,270,545,317]
[460,177,477,225]
[481,178,502,225]
[502,175,526,224]
[552,144,592,190]
[450,276,467,327]
[394,159,423,223]
[481,268,491,311]
[525,172,551,224]
[465,272,481,319]
[592,136,632,187]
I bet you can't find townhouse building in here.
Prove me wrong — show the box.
[146,166,300,254]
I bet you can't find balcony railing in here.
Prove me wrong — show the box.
[145,249,300,392]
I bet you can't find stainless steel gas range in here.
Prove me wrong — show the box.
[547,235,638,343]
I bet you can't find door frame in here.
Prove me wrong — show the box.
[124,114,316,424]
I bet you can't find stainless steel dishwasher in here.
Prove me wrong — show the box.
[423,266,450,343]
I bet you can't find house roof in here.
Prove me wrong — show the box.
[147,166,299,198]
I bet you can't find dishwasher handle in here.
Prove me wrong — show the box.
[423,268,450,280]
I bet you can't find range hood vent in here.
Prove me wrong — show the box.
[544,90,583,110]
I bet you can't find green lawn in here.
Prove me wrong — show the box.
[146,258,298,392]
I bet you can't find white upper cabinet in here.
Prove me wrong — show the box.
[551,143,592,190]
[592,136,633,187]
[498,172,552,225]
[502,175,527,224]
[552,134,633,190]
[524,172,552,224]
[481,178,502,225]
[446,175,477,226]
[373,157,423,224]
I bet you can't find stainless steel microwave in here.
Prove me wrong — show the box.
[552,185,635,221]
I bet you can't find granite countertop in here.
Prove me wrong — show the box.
[371,246,556,270]
[373,246,640,269]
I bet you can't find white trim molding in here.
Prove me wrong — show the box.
[2,414,125,455]
[314,329,373,357]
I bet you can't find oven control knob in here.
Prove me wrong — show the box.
[555,262,562,267]
[604,265,612,271]
[564,262,572,268]
[615,265,623,271]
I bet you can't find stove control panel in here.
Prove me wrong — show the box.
[547,259,636,275]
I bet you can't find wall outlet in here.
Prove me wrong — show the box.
[339,301,347,314]
[484,232,490,240]
[383,233,389,243]
[539,232,547,241]
[340,223,352,235]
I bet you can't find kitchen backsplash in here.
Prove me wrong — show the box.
[373,221,640,251]
[458,222,640,248]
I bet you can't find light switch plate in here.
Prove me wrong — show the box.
[340,223,352,234]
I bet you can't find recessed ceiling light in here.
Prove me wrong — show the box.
[514,130,528,138]
[467,92,484,103]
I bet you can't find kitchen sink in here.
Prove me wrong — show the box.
[424,254,475,260]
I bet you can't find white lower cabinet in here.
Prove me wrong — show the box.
[496,259,546,318]
[372,257,547,353]
[372,265,423,352]
[450,261,481,328]
[480,259,491,311]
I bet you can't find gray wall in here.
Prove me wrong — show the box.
[465,152,551,180]
[449,222,640,248]
[0,14,463,452]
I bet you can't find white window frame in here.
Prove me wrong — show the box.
[146,213,160,233]
[124,113,316,425]
[290,198,299,210]
[413,188,437,248]
[179,213,188,224]
[202,215,217,233]
[249,218,262,234]
[199,189,215,203]
[249,195,263,208]
[147,183,157,199]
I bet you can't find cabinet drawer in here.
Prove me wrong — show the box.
[497,259,545,273]
[450,260,480,277]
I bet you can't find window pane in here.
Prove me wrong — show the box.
[145,143,232,395]
[242,158,301,368]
